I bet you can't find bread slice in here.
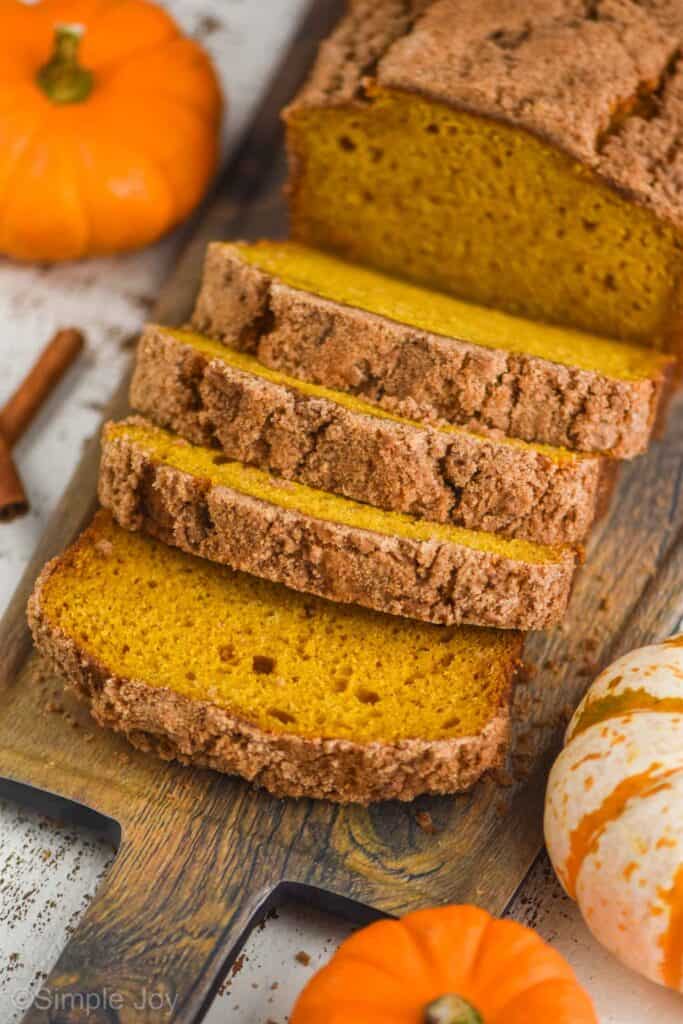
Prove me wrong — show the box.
[285,0,683,355]
[131,324,613,546]
[192,241,672,458]
[99,418,577,630]
[28,512,523,803]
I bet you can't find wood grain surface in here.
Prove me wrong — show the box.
[1,2,682,1020]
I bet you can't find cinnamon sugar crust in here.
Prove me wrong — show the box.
[131,325,611,545]
[192,244,668,458]
[98,420,578,631]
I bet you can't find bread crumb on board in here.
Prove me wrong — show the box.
[415,810,439,835]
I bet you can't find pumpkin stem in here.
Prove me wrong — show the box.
[424,994,483,1024]
[37,24,94,104]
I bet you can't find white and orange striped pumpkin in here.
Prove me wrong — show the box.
[544,635,683,992]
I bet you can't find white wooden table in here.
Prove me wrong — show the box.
[0,3,681,1021]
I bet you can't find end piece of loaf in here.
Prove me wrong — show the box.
[285,0,683,354]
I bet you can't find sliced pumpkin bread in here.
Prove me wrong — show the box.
[131,324,613,546]
[99,418,577,630]
[28,512,523,803]
[192,241,672,458]
[285,0,683,354]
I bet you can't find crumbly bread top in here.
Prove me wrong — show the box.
[167,325,593,465]
[38,512,521,743]
[231,241,670,381]
[105,419,570,565]
[290,0,683,230]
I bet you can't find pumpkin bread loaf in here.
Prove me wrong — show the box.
[98,418,577,630]
[131,324,612,545]
[192,241,672,458]
[28,512,523,803]
[286,0,683,354]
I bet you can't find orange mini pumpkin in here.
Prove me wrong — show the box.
[0,0,222,261]
[290,905,597,1024]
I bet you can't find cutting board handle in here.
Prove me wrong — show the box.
[21,829,279,1024]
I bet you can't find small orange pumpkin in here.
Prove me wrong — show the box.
[0,0,222,261]
[290,905,597,1024]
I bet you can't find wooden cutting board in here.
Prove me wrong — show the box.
[1,5,683,1021]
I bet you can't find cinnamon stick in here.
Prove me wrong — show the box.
[0,434,28,522]
[0,328,85,446]
[0,327,85,522]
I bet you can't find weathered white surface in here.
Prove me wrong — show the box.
[0,801,114,1021]
[0,2,682,1022]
